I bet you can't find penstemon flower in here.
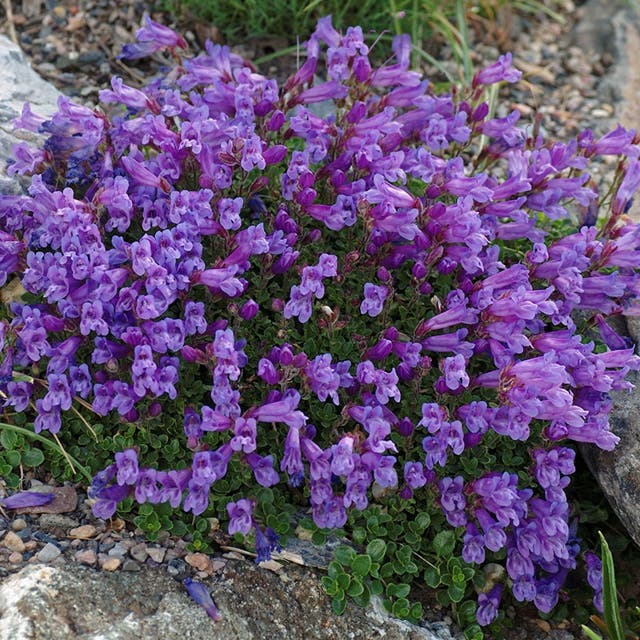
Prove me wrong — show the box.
[2,13,640,628]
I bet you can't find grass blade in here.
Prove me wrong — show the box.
[599,531,626,640]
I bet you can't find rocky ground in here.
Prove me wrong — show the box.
[0,0,638,638]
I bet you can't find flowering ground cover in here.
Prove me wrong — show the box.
[2,13,640,637]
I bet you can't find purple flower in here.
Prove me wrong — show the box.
[227,498,254,536]
[245,453,279,487]
[0,491,54,509]
[120,16,187,60]
[477,584,503,626]
[404,461,427,490]
[183,578,221,621]
[585,550,603,612]
[230,417,257,453]
[135,468,161,504]
[183,478,211,516]
[92,484,131,519]
[254,525,281,563]
[157,469,191,508]
[360,283,389,317]
[441,354,470,391]
[473,53,521,86]
[115,449,139,485]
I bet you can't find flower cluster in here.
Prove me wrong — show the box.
[2,14,640,626]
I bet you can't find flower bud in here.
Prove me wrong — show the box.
[148,402,163,417]
[240,299,259,321]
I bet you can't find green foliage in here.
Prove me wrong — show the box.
[308,499,481,637]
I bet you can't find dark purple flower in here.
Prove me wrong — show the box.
[254,525,281,563]
[183,578,221,621]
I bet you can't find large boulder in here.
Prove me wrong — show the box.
[0,560,455,640]
[0,35,60,195]
[580,318,640,548]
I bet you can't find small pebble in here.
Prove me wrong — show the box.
[166,558,187,576]
[37,542,62,562]
[2,531,26,553]
[75,549,97,565]
[185,552,211,572]
[69,524,97,539]
[108,542,128,558]
[130,542,148,563]
[24,541,38,552]
[100,556,121,571]
[8,551,23,564]
[146,547,166,563]
[11,518,27,532]
[122,559,141,572]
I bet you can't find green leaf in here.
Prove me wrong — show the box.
[448,583,466,603]
[171,521,188,537]
[387,583,411,599]
[409,602,423,619]
[21,448,45,467]
[334,545,356,566]
[380,561,395,578]
[0,429,19,450]
[351,526,366,544]
[351,554,372,577]
[464,623,484,640]
[424,566,441,588]
[312,530,327,545]
[366,539,387,563]
[415,512,431,530]
[352,585,371,608]
[580,626,603,640]
[5,450,20,466]
[370,579,384,596]
[436,589,451,607]
[598,531,625,640]
[139,503,154,516]
[457,600,477,624]
[336,572,351,590]
[331,596,347,616]
[327,561,342,579]
[322,577,339,597]
[404,532,420,546]
[347,578,365,597]
[433,530,456,557]
[392,597,410,618]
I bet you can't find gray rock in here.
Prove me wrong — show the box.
[0,35,60,195]
[36,542,62,563]
[580,316,640,548]
[580,368,640,548]
[0,561,458,640]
